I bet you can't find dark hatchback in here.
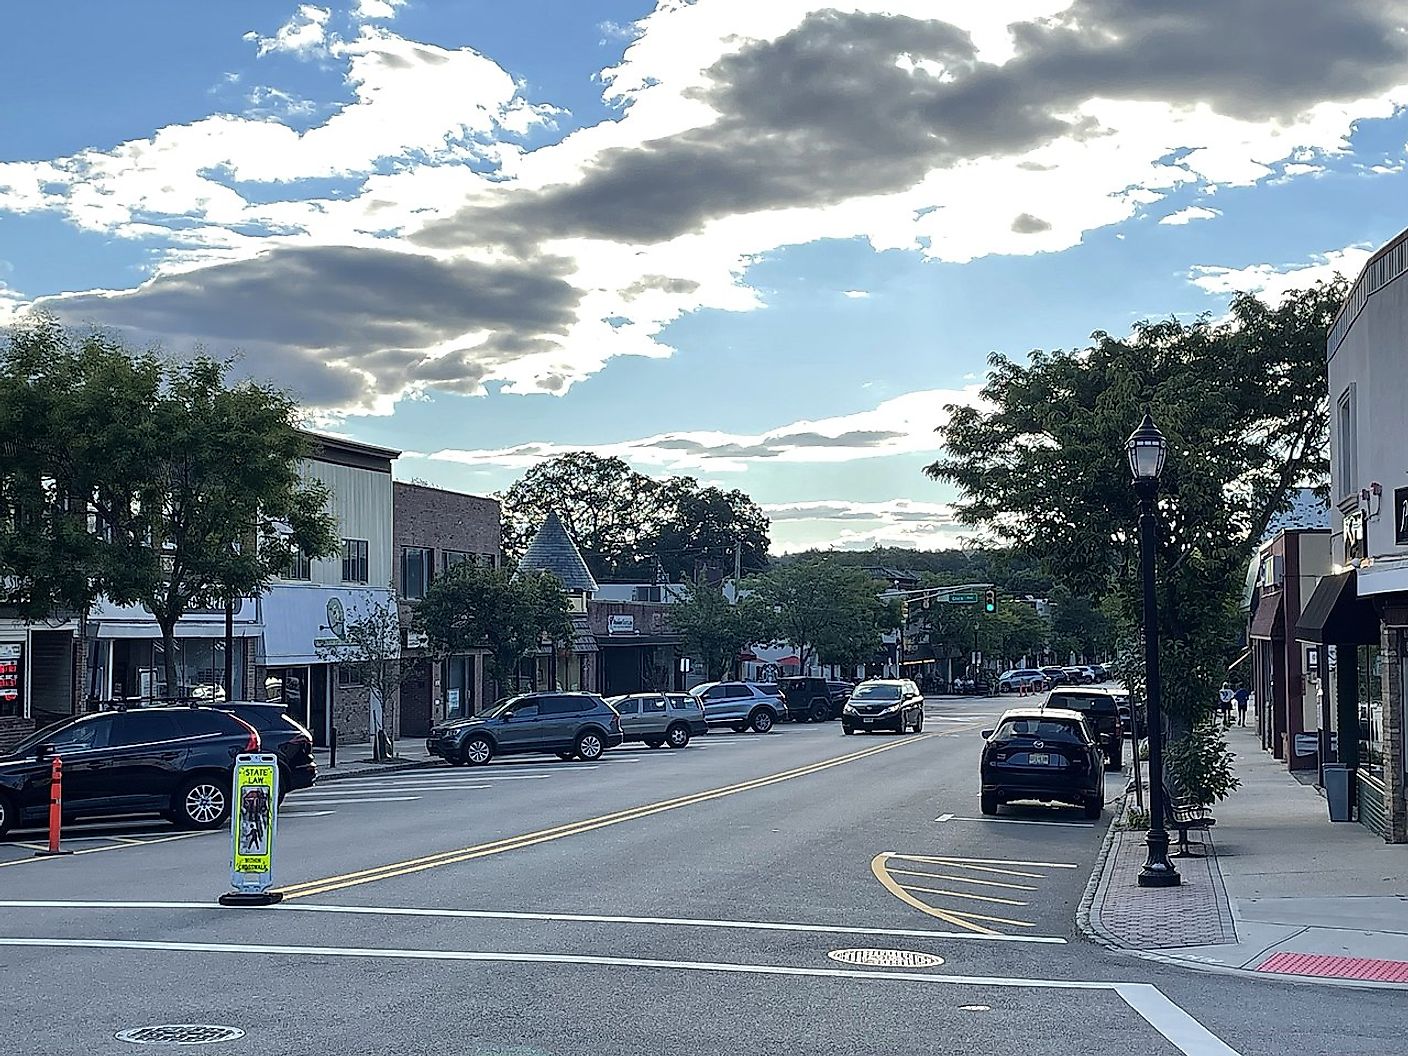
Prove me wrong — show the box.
[427,692,623,766]
[210,702,318,795]
[1044,687,1124,768]
[778,677,843,722]
[979,708,1105,818]
[0,705,262,839]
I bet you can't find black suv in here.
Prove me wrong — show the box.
[980,708,1106,818]
[0,705,262,838]
[427,692,623,767]
[1043,687,1124,768]
[778,677,842,722]
[210,702,318,797]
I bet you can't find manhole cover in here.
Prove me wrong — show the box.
[115,1025,245,1045]
[827,948,945,968]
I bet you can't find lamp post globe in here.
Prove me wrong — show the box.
[1127,411,1179,888]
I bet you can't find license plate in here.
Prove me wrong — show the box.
[1028,752,1050,766]
[862,717,874,724]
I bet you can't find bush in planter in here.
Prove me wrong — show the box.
[1166,719,1240,807]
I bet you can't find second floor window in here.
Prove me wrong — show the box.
[402,546,432,599]
[342,538,369,584]
[1336,385,1357,500]
[286,548,311,580]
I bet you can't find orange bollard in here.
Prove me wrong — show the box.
[34,755,72,858]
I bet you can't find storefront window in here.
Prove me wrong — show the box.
[150,638,245,701]
[1358,644,1384,776]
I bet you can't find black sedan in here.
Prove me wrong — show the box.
[841,679,925,734]
[979,708,1105,818]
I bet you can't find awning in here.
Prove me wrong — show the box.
[1295,570,1380,645]
[1227,649,1251,671]
[97,621,261,640]
[262,584,397,666]
[1248,598,1284,640]
[597,635,683,648]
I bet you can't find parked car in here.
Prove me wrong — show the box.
[426,692,623,766]
[209,701,318,797]
[1043,686,1124,768]
[1040,666,1070,687]
[1089,663,1110,682]
[826,681,856,708]
[841,679,925,735]
[778,676,843,722]
[1112,692,1143,735]
[1062,666,1094,685]
[996,669,1048,693]
[0,704,263,838]
[689,682,784,733]
[606,692,707,749]
[979,708,1106,818]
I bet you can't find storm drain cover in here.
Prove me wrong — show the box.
[827,948,945,968]
[115,1025,245,1045]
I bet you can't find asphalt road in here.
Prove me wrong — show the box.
[2,696,1404,1055]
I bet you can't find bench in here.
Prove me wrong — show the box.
[1163,777,1216,858]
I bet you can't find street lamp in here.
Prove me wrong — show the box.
[1126,412,1180,888]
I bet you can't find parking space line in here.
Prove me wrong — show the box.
[886,855,1045,879]
[893,853,1078,869]
[287,795,424,806]
[941,909,1039,928]
[289,785,490,796]
[946,816,1096,828]
[0,832,206,869]
[886,868,1036,892]
[895,884,1028,907]
[324,773,552,786]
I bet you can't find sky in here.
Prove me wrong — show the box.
[3,1,1408,553]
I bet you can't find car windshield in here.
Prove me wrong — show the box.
[852,684,901,700]
[995,718,1085,742]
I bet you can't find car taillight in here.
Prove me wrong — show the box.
[231,715,261,753]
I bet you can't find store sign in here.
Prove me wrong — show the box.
[0,643,21,709]
[229,754,280,894]
[1396,487,1408,547]
[1344,510,1367,563]
[608,615,636,636]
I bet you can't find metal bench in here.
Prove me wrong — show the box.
[1163,777,1216,858]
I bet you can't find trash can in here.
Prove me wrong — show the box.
[1324,764,1353,822]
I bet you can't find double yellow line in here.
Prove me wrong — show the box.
[280,734,932,900]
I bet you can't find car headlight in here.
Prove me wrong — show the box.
[843,703,857,713]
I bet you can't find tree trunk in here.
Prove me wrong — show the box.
[159,619,179,700]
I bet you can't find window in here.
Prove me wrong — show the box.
[111,711,183,746]
[337,665,362,688]
[1337,385,1357,499]
[481,553,497,569]
[509,701,540,719]
[286,548,311,580]
[33,715,114,752]
[540,695,588,716]
[402,546,432,599]
[633,585,663,603]
[441,550,470,573]
[614,697,640,715]
[642,695,667,713]
[668,695,693,711]
[341,539,369,583]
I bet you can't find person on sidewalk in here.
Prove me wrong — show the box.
[1234,685,1249,726]
[1218,682,1234,727]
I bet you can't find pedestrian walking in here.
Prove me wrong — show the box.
[1234,685,1249,727]
[1218,681,1234,727]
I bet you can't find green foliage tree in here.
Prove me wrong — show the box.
[415,564,573,693]
[317,598,413,759]
[748,560,891,672]
[648,485,770,583]
[1,317,338,695]
[1048,586,1116,662]
[926,284,1342,800]
[668,583,762,682]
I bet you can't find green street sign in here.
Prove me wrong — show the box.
[944,593,979,604]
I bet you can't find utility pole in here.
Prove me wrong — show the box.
[734,539,742,584]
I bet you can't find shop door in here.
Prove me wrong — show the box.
[309,665,330,748]
[401,659,433,738]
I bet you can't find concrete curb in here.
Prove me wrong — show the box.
[1076,785,1408,992]
[315,758,440,784]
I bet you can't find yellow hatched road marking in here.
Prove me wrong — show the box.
[869,854,999,936]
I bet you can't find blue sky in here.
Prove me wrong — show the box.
[3,1,1407,551]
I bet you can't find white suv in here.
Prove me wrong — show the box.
[689,682,784,733]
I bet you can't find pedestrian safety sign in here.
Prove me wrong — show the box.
[230,753,280,893]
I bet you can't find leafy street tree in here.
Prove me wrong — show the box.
[1047,587,1117,662]
[0,317,338,694]
[415,564,573,693]
[668,583,763,682]
[748,560,892,672]
[317,598,412,759]
[926,283,1342,769]
[498,451,771,582]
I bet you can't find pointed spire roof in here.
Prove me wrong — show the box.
[516,511,598,592]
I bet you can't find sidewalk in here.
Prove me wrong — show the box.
[1082,725,1408,987]
[312,740,440,782]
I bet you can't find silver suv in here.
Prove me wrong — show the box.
[608,692,708,749]
[689,681,783,733]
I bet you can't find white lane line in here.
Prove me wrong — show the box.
[289,784,492,797]
[896,884,1028,907]
[890,853,1079,869]
[318,773,553,787]
[0,833,205,869]
[934,813,955,823]
[285,796,424,806]
[279,811,336,819]
[0,934,1247,1051]
[886,869,1036,892]
[1117,983,1241,1056]
[0,900,1068,944]
[948,817,1096,829]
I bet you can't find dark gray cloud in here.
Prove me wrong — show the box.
[1011,213,1052,234]
[635,428,904,460]
[766,503,956,524]
[415,3,1408,251]
[41,245,582,408]
[621,274,702,300]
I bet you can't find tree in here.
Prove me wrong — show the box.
[926,283,1342,774]
[669,583,763,682]
[317,599,412,759]
[414,564,573,693]
[1048,587,1116,662]
[748,560,891,672]
[648,486,770,583]
[0,318,338,695]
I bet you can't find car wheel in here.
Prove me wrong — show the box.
[999,682,1011,694]
[914,711,924,733]
[750,708,774,734]
[980,790,999,816]
[0,791,15,839]
[173,776,230,830]
[665,724,691,749]
[1084,796,1104,820]
[575,730,606,761]
[461,736,494,767]
[808,700,829,723]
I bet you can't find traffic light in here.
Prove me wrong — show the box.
[983,588,997,614]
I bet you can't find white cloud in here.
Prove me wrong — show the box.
[763,499,972,552]
[244,5,332,58]
[842,289,871,299]
[1159,205,1222,225]
[415,387,982,474]
[354,0,406,20]
[1189,245,1373,301]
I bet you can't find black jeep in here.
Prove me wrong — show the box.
[778,677,843,722]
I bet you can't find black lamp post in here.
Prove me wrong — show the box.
[1126,412,1180,888]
